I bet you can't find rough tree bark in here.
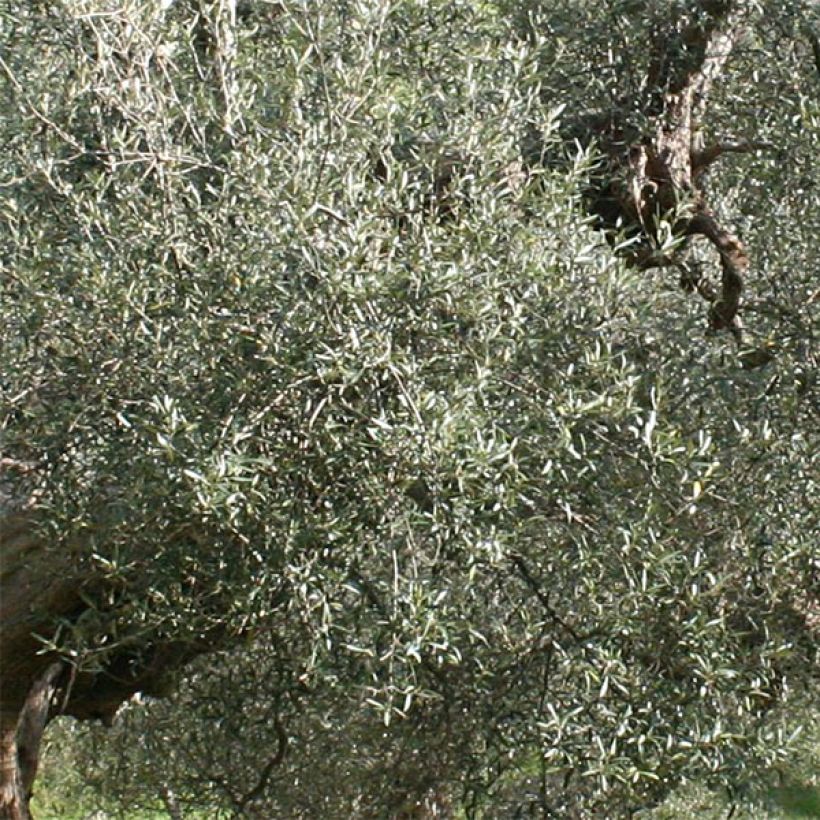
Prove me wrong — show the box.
[0,464,218,819]
[572,0,760,337]
[0,469,76,820]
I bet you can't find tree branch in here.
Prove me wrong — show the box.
[236,717,288,810]
[686,210,747,338]
[508,553,580,641]
[804,25,820,78]
[692,139,774,175]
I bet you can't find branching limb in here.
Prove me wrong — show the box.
[677,260,717,302]
[508,553,580,641]
[686,210,747,338]
[0,55,84,153]
[692,139,775,176]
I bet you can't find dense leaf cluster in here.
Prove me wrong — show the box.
[2,0,817,816]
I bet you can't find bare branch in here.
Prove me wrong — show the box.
[237,717,288,810]
[692,139,775,175]
[686,210,747,338]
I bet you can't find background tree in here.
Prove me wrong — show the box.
[1,0,818,817]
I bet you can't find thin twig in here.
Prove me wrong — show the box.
[0,55,84,152]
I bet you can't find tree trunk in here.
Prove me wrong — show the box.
[0,663,63,820]
[0,466,75,818]
[0,721,26,820]
[575,1,756,336]
[0,467,218,816]
[0,474,68,819]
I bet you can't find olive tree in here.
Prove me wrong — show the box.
[1,0,817,817]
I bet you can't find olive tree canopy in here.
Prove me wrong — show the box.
[1,1,818,817]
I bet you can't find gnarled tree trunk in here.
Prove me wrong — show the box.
[577,1,759,337]
[0,663,64,820]
[0,490,71,820]
[0,468,217,819]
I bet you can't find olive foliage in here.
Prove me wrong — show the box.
[2,0,818,816]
